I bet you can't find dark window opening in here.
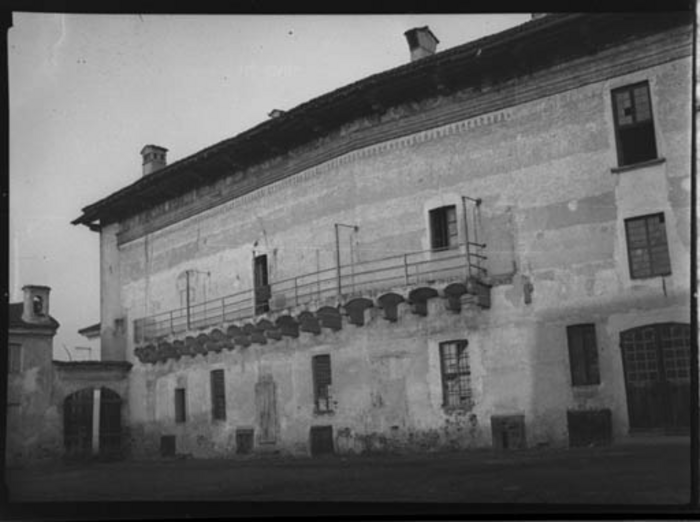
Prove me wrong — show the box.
[254,254,270,314]
[612,82,658,167]
[624,213,671,279]
[430,205,458,251]
[160,435,176,457]
[174,388,187,423]
[439,340,471,408]
[312,354,333,413]
[567,324,601,386]
[210,369,226,421]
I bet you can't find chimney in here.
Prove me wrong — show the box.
[531,13,548,20]
[268,109,286,119]
[404,26,439,62]
[22,285,51,324]
[140,144,168,176]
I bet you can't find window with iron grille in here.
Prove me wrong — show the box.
[439,340,471,408]
[430,205,458,250]
[312,354,332,413]
[611,82,658,167]
[566,324,600,386]
[210,369,226,421]
[9,343,22,374]
[174,388,187,423]
[624,213,671,279]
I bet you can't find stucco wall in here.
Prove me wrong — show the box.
[102,29,691,455]
[6,332,62,466]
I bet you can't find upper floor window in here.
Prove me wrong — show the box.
[430,205,458,251]
[566,324,600,386]
[611,82,658,167]
[624,213,671,279]
[439,340,472,409]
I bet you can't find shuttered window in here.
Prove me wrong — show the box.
[210,369,226,421]
[612,82,658,166]
[430,205,458,250]
[567,324,600,386]
[175,388,187,423]
[624,213,671,279]
[312,354,332,412]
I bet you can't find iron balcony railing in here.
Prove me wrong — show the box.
[133,242,486,343]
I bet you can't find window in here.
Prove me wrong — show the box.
[439,340,472,408]
[9,343,21,374]
[210,369,226,421]
[566,324,600,386]
[430,205,458,250]
[174,388,187,423]
[32,295,44,315]
[624,213,671,279]
[312,354,332,413]
[612,82,658,167]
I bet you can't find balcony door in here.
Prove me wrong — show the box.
[254,254,270,314]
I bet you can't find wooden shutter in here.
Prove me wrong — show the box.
[210,369,226,421]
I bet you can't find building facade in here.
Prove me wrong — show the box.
[73,13,692,458]
[6,286,132,466]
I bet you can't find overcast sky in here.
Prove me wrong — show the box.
[8,12,531,359]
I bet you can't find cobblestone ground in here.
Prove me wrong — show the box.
[3,439,694,509]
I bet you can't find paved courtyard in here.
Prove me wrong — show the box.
[3,438,694,511]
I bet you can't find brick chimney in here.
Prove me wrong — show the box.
[22,285,51,324]
[140,145,168,176]
[404,26,439,62]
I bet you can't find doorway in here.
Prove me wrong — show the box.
[63,387,123,458]
[620,323,690,432]
[254,254,270,314]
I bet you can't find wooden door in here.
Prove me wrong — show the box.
[64,388,93,458]
[255,375,277,444]
[99,388,122,457]
[620,323,690,432]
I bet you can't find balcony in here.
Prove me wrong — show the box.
[133,241,488,344]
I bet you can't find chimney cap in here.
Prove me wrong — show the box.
[22,284,51,292]
[140,144,169,155]
[268,109,286,119]
[404,26,440,45]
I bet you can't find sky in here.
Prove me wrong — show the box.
[8,13,532,360]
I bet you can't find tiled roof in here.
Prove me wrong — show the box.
[71,12,691,229]
[78,322,101,336]
[9,303,60,330]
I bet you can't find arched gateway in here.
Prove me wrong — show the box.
[63,387,123,458]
